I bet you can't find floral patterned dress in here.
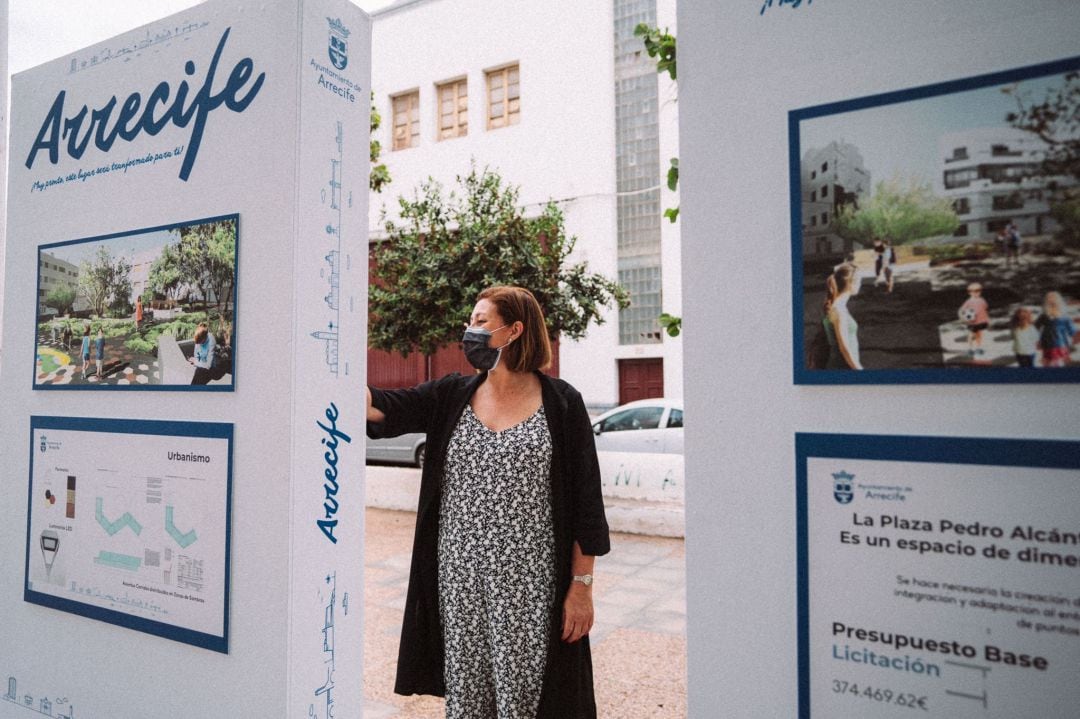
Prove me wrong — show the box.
[438,403,556,719]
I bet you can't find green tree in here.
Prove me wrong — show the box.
[1050,194,1080,248]
[635,23,679,224]
[44,285,76,316]
[1005,71,1080,183]
[78,246,132,317]
[833,177,959,248]
[636,23,682,338]
[370,92,391,192]
[369,165,629,357]
[147,243,184,304]
[177,219,237,315]
[1005,71,1080,246]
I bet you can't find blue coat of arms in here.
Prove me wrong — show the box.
[327,17,350,71]
[832,471,854,504]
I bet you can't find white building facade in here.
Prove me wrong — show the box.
[800,141,871,257]
[939,127,1074,240]
[36,251,84,316]
[368,0,681,408]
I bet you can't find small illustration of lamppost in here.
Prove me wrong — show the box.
[40,530,60,580]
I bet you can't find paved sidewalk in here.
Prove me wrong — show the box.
[364,507,687,718]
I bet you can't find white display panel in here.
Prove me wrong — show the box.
[797,434,1080,718]
[0,2,369,716]
[26,416,232,652]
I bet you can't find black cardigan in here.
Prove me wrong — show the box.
[367,371,611,718]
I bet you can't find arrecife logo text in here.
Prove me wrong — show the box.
[24,27,265,182]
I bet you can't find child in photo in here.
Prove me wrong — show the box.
[95,327,105,378]
[1036,291,1077,368]
[958,282,990,357]
[80,324,92,378]
[1010,307,1038,368]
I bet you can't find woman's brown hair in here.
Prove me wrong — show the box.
[477,286,552,372]
[823,263,857,312]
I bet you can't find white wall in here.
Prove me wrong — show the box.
[0,2,369,716]
[679,0,1080,715]
[369,0,682,408]
[0,0,8,354]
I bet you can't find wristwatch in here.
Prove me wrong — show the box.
[572,574,593,587]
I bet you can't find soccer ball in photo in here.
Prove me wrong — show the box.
[960,306,977,323]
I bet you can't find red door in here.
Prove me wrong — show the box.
[618,358,664,404]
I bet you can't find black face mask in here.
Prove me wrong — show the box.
[462,325,509,371]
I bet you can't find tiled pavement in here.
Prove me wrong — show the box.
[364,507,688,718]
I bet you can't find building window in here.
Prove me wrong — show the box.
[821,184,829,199]
[391,91,420,150]
[944,167,977,189]
[486,64,520,129]
[437,79,468,140]
[992,193,1024,211]
[811,170,817,180]
[821,162,828,173]
[810,215,817,227]
[821,212,828,225]
[953,223,969,237]
[991,143,1021,157]
[953,197,971,215]
[810,190,816,202]
[948,147,969,162]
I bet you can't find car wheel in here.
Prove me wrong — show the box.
[415,443,426,469]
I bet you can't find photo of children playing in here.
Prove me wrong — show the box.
[35,215,237,389]
[796,62,1079,379]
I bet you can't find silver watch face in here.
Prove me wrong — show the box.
[574,574,593,586]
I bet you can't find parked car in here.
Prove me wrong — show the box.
[591,398,683,454]
[366,432,426,468]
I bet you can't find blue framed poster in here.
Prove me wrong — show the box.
[796,433,1080,718]
[25,416,234,653]
[33,213,238,391]
[790,56,1080,384]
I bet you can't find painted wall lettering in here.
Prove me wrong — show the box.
[316,402,352,544]
[24,27,265,182]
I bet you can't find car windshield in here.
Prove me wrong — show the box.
[600,406,664,432]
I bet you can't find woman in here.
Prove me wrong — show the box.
[823,263,863,369]
[366,286,610,719]
[188,322,216,385]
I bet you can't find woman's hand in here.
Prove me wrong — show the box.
[561,582,594,643]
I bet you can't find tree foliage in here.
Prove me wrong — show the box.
[1005,71,1080,183]
[1050,192,1080,248]
[44,285,77,316]
[370,92,391,192]
[78,246,132,317]
[635,23,680,227]
[636,23,681,336]
[833,177,959,247]
[369,165,629,357]
[634,23,676,81]
[1005,71,1080,246]
[176,219,237,314]
[147,243,184,304]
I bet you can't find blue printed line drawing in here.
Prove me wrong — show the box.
[323,251,341,311]
[308,571,338,719]
[165,506,198,548]
[67,580,168,616]
[3,675,76,717]
[310,120,351,377]
[93,551,142,571]
[68,20,210,75]
[760,0,811,15]
[95,497,143,536]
